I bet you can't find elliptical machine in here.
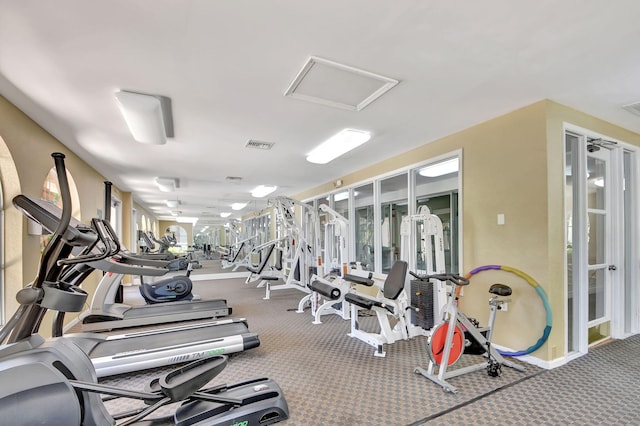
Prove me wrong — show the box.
[102,181,195,305]
[0,153,289,425]
[138,261,195,303]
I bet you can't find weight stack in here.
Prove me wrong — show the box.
[410,280,435,329]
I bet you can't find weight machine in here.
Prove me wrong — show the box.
[297,204,352,323]
[400,205,448,334]
[256,197,315,300]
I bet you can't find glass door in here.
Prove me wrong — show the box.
[565,129,636,355]
[585,146,612,344]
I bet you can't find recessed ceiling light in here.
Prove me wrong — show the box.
[251,185,277,198]
[418,158,459,177]
[231,202,247,211]
[306,129,371,164]
[220,212,232,218]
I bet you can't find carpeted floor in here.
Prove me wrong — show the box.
[99,259,640,425]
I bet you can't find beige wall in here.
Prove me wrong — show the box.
[0,95,130,334]
[3,92,640,360]
[296,99,640,362]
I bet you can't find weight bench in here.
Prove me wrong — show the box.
[296,272,366,324]
[343,260,411,357]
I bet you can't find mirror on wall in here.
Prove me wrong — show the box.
[414,157,459,273]
[380,173,408,274]
[354,182,374,271]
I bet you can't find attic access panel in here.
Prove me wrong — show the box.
[284,56,398,111]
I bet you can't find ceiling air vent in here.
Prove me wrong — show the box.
[623,102,640,117]
[225,176,243,181]
[284,56,399,111]
[245,140,275,150]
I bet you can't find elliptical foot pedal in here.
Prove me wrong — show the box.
[174,377,290,425]
[146,356,228,402]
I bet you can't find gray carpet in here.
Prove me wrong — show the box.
[100,260,640,425]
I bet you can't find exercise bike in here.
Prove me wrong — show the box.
[410,271,525,393]
[138,260,195,304]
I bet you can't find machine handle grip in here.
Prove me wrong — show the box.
[409,271,470,286]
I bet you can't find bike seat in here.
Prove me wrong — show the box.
[489,283,512,296]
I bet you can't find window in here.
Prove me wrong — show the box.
[40,166,80,249]
[307,152,461,275]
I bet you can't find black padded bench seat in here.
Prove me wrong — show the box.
[344,261,408,311]
[344,293,377,310]
[342,273,374,286]
[260,276,279,281]
[309,280,341,300]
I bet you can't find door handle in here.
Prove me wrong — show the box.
[608,265,617,271]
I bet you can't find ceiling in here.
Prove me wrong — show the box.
[1,1,639,232]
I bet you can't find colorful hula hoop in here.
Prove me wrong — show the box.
[464,265,552,357]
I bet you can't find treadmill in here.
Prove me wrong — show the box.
[78,250,232,332]
[13,194,260,378]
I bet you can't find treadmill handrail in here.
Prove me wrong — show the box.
[87,255,169,276]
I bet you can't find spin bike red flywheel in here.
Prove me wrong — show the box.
[428,322,465,366]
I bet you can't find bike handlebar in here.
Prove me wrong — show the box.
[409,270,470,286]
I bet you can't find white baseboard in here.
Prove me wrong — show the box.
[493,343,574,370]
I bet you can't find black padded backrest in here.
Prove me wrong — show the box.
[254,243,276,273]
[231,241,245,262]
[274,248,283,270]
[383,260,408,300]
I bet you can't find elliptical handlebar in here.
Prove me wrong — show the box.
[37,153,73,285]
[2,153,75,343]
[409,270,470,287]
[56,218,119,266]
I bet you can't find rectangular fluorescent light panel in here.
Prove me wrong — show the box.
[114,90,173,145]
[418,158,459,177]
[307,129,371,164]
[251,185,277,198]
[220,212,232,218]
[231,203,247,211]
[155,177,178,193]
